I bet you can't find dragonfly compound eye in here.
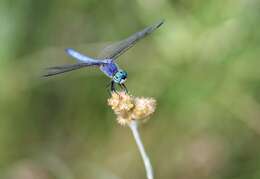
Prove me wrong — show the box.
[113,73,121,83]
[113,70,128,84]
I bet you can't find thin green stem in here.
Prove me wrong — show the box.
[128,121,154,179]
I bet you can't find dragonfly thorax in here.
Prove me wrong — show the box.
[113,70,128,84]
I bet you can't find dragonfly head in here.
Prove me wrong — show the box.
[113,70,128,84]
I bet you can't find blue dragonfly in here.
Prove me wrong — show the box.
[43,20,164,92]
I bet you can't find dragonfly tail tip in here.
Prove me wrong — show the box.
[65,48,74,54]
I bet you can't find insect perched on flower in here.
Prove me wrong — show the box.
[43,20,164,93]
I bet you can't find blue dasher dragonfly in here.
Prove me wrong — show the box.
[43,20,164,92]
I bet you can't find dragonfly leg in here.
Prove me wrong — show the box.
[119,84,123,91]
[111,81,116,93]
[106,81,112,97]
[121,83,128,93]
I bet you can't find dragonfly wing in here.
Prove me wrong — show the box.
[66,48,103,64]
[43,63,100,77]
[97,19,164,60]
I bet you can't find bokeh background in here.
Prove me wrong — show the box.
[1,0,260,179]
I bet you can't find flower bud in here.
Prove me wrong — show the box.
[108,92,156,125]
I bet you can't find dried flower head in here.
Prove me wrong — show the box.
[107,92,156,125]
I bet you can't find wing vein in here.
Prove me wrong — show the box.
[98,19,164,60]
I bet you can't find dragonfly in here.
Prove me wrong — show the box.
[43,20,164,92]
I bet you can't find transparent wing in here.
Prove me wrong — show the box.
[66,48,103,63]
[43,48,109,77]
[42,62,100,77]
[97,19,164,60]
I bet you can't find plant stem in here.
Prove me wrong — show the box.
[128,121,154,179]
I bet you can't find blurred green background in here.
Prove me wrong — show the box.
[1,0,260,179]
